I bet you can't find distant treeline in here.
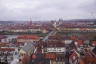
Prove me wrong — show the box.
[0,31,48,37]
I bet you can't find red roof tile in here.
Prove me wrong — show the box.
[0,48,15,51]
[17,35,40,40]
[0,43,9,47]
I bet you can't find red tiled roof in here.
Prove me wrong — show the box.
[46,41,65,47]
[45,53,56,59]
[0,48,15,51]
[92,41,96,46]
[70,36,78,40]
[76,40,84,45]
[17,35,40,40]
[0,43,9,47]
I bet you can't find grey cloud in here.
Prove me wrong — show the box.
[0,0,96,21]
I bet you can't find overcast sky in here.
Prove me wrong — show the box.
[0,0,96,21]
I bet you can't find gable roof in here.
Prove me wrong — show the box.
[22,43,35,53]
[17,35,40,40]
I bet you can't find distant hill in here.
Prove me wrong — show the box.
[71,19,96,22]
[62,19,96,22]
[0,19,96,24]
[0,21,15,24]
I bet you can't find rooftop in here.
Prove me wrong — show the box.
[17,35,40,40]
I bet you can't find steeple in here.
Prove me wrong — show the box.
[27,17,32,26]
[30,17,32,25]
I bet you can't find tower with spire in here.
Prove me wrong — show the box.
[27,17,33,26]
[30,17,33,25]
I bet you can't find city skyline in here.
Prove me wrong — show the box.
[0,0,96,21]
